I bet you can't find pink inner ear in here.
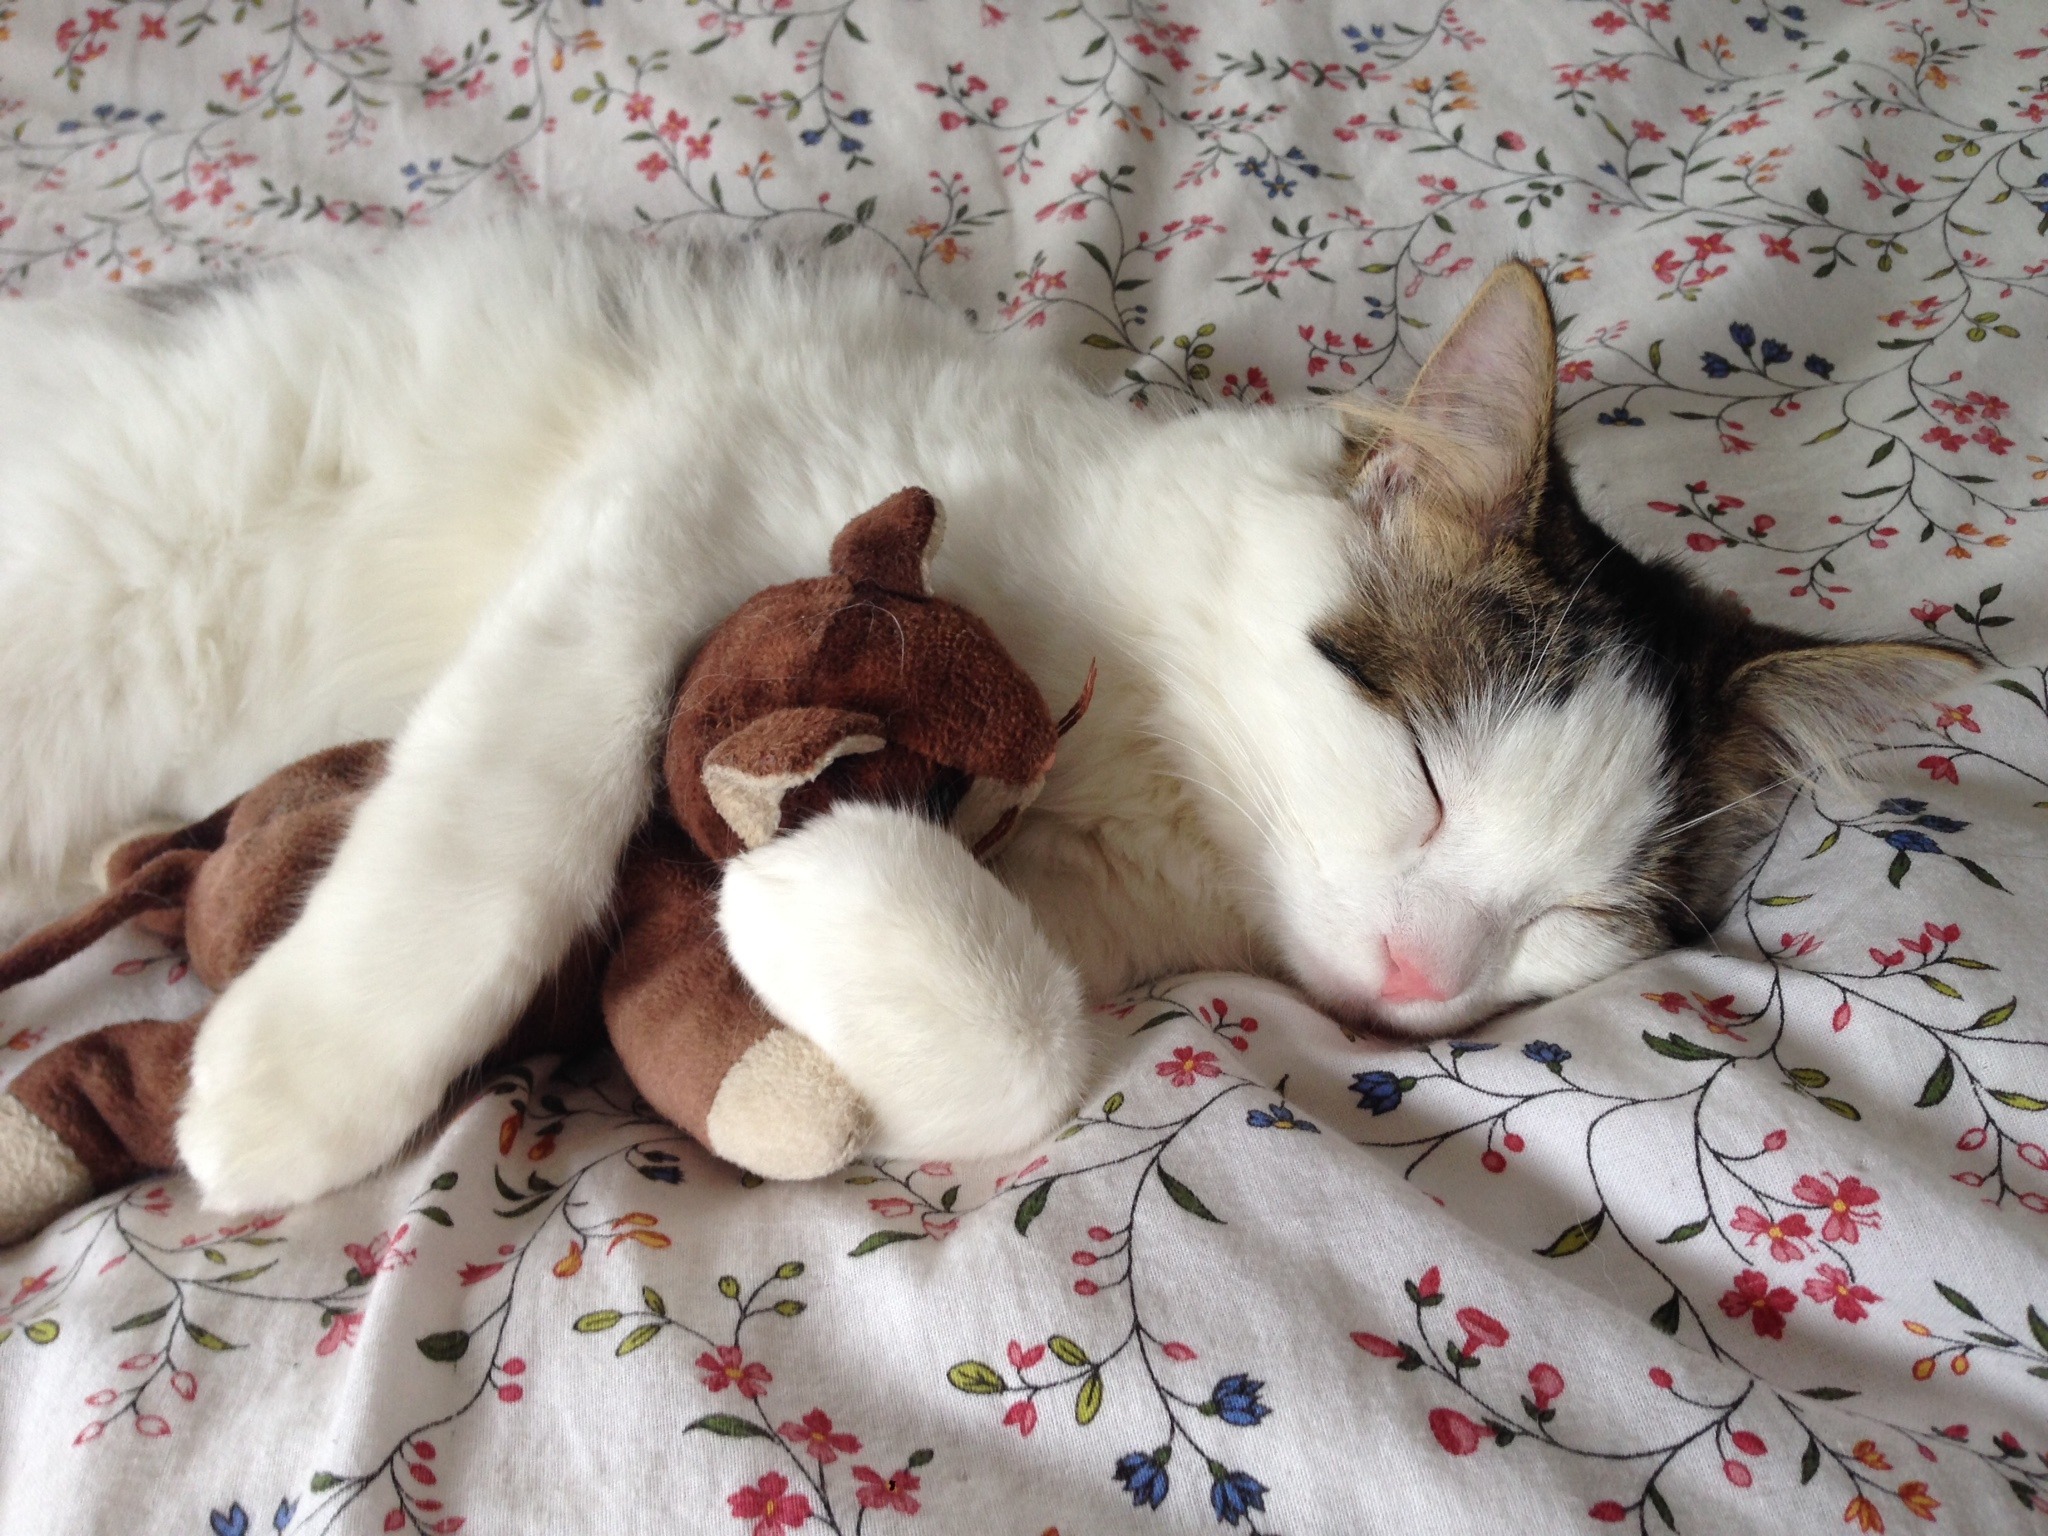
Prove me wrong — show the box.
[828,487,945,596]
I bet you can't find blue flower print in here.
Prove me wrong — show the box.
[1885,829,1942,854]
[1245,1103,1319,1132]
[1114,1449,1170,1510]
[1759,338,1792,365]
[1210,1466,1269,1526]
[1877,798,1929,815]
[1804,353,1834,378]
[1351,1070,1405,1115]
[1729,321,1756,351]
[1700,351,1733,378]
[1523,1041,1571,1073]
[1207,1374,1271,1426]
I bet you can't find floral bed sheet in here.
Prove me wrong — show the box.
[3,1,2048,1532]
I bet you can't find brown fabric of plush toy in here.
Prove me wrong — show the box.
[0,488,1063,1244]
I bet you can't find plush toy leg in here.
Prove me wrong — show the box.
[702,1029,872,1181]
[605,824,870,1180]
[0,1093,93,1248]
[0,1017,200,1245]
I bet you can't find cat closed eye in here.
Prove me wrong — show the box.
[1310,633,1386,699]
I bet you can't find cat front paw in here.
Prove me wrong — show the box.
[175,940,444,1212]
[717,802,1101,1162]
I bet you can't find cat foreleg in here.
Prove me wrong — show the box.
[174,480,757,1211]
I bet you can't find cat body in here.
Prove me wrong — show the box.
[0,221,1965,1210]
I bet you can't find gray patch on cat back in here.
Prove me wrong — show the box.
[127,271,252,316]
[1316,259,1975,956]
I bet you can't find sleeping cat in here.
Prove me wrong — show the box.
[0,221,1968,1211]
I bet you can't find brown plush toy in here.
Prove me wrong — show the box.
[0,488,1066,1245]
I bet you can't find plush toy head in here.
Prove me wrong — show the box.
[668,487,1061,863]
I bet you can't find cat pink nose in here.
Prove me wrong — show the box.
[1380,940,1450,1004]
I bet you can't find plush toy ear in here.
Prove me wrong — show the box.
[1344,261,1556,560]
[701,707,888,850]
[828,487,946,597]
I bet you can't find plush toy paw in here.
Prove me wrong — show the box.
[704,1029,872,1180]
[718,801,1099,1163]
[176,937,446,1211]
[0,1092,94,1248]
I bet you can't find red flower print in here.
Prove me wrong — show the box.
[1852,1440,1892,1471]
[1156,1047,1221,1087]
[1760,232,1800,263]
[1002,1399,1038,1436]
[1559,359,1595,384]
[1731,1430,1766,1457]
[456,1262,503,1287]
[697,1345,773,1399]
[1416,1266,1442,1300]
[1730,1205,1813,1262]
[1933,703,1980,734]
[852,1466,921,1514]
[1719,1270,1797,1339]
[1764,1130,1787,1152]
[316,1311,363,1356]
[1427,1407,1484,1455]
[1843,1494,1882,1532]
[636,153,670,182]
[343,1225,415,1278]
[1589,1503,1628,1523]
[867,1198,915,1218]
[1527,1362,1564,1410]
[728,1472,812,1534]
[1803,1264,1881,1322]
[1722,1459,1752,1488]
[1351,1332,1406,1358]
[1455,1306,1509,1356]
[779,1408,860,1463]
[1591,10,1628,33]
[1791,1173,1881,1243]
[1495,131,1526,152]
[1919,755,1958,785]
[1007,1340,1045,1370]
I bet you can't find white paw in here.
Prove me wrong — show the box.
[717,802,1100,1162]
[176,932,452,1212]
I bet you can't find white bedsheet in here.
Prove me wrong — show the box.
[3,2,2046,1532]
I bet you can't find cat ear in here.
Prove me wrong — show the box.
[1348,261,1556,555]
[1722,639,1979,782]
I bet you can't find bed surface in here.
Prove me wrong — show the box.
[3,2,2046,1532]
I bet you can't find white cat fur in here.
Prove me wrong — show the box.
[0,221,1672,1209]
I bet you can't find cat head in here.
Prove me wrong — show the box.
[1156,261,1974,1038]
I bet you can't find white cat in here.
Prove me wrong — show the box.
[0,221,1966,1211]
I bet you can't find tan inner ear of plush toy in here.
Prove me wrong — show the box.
[701,709,889,849]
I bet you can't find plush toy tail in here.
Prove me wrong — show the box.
[0,801,234,996]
